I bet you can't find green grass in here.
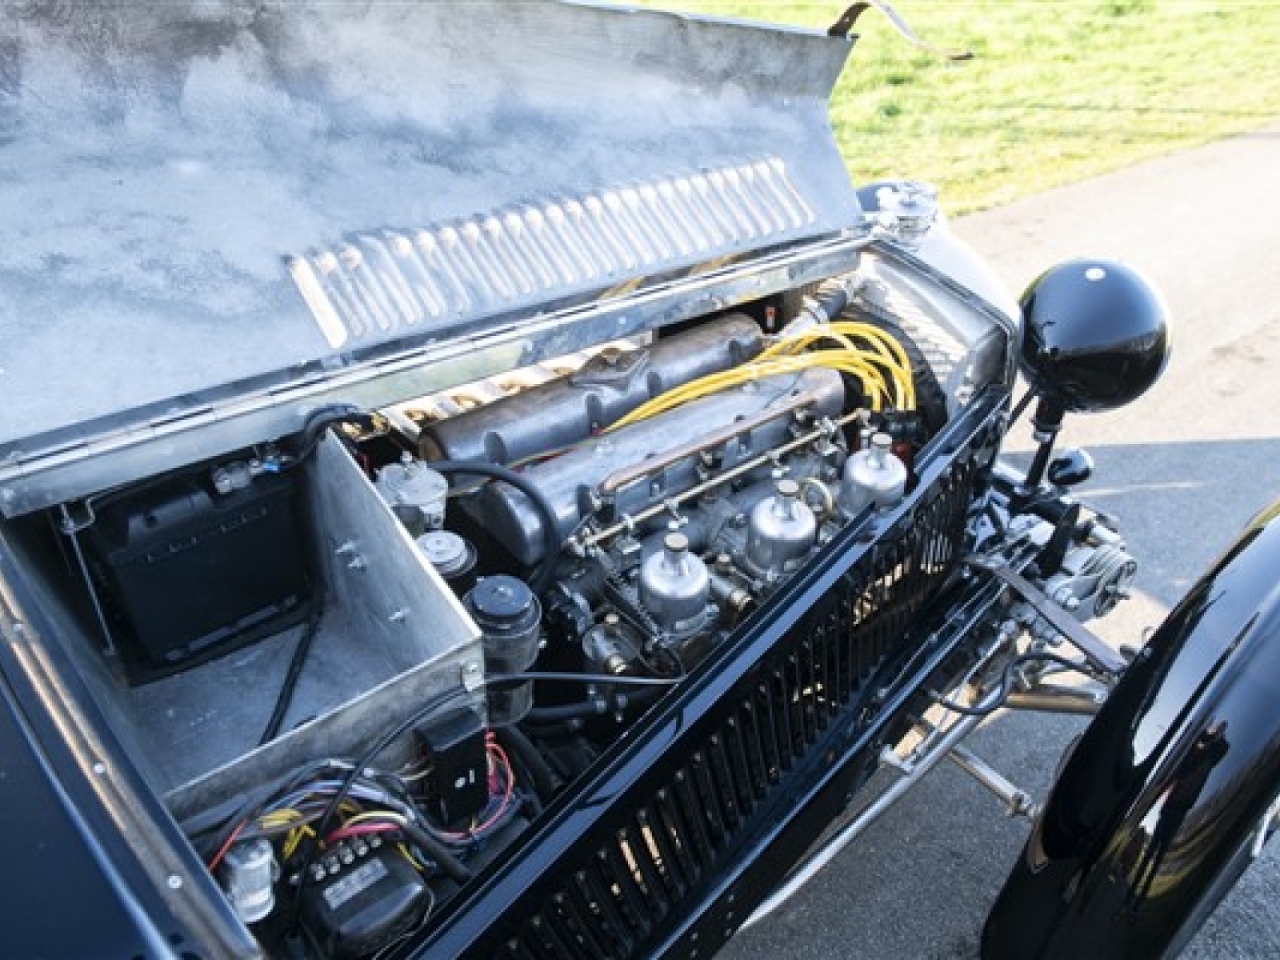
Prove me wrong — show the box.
[641,1,1280,213]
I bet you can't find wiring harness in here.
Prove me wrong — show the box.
[608,320,916,430]
[200,732,521,905]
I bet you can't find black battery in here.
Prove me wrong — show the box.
[85,466,311,681]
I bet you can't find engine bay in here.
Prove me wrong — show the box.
[5,262,1007,959]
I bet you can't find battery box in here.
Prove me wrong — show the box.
[85,465,311,682]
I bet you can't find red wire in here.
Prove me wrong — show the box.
[209,736,515,871]
[326,822,403,843]
[490,743,514,802]
[468,743,515,835]
[438,742,515,840]
[207,821,246,871]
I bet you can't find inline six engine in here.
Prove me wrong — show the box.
[389,303,925,687]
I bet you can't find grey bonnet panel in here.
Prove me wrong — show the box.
[0,1,859,458]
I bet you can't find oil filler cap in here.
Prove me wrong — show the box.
[466,575,538,631]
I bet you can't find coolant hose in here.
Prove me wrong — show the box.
[525,700,609,722]
[774,277,859,341]
[524,686,664,724]
[402,824,473,885]
[497,726,563,800]
[426,460,561,597]
[811,278,854,322]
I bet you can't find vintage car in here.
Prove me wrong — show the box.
[1,2,1276,958]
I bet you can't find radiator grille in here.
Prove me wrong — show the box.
[495,450,982,960]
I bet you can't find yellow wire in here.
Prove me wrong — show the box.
[612,359,794,426]
[825,322,917,407]
[618,358,816,425]
[258,808,305,828]
[769,327,914,408]
[397,842,424,873]
[772,324,915,409]
[827,321,912,372]
[760,328,861,357]
[283,824,315,859]
[609,350,896,430]
[601,320,917,432]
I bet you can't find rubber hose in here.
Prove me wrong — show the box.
[525,700,608,722]
[523,684,664,724]
[497,727,562,800]
[427,460,562,596]
[812,278,853,322]
[401,824,472,885]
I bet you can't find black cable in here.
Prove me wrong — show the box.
[185,757,337,853]
[400,824,473,885]
[497,727,562,800]
[426,460,563,597]
[525,701,609,722]
[284,404,371,468]
[932,651,1087,717]
[488,671,680,687]
[259,591,326,745]
[77,406,370,524]
[524,683,666,723]
[286,670,677,924]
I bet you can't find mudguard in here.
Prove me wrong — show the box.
[983,498,1280,960]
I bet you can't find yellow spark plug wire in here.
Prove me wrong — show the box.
[822,321,916,408]
[606,350,894,431]
[604,320,916,431]
[763,322,916,409]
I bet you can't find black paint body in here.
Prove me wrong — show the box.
[983,499,1280,960]
[0,535,259,959]
[1019,258,1171,413]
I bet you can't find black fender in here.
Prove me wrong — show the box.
[983,498,1280,960]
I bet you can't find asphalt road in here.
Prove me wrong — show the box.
[719,126,1280,959]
